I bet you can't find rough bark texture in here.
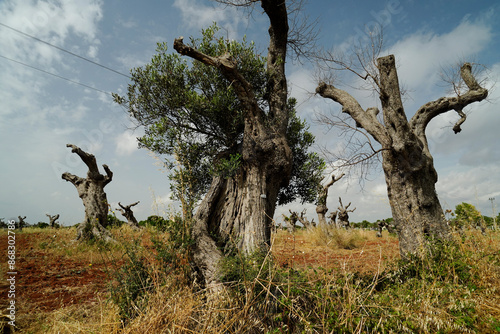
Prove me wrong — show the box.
[62,144,113,243]
[117,201,141,230]
[174,0,292,288]
[46,214,60,228]
[316,173,344,226]
[317,55,488,258]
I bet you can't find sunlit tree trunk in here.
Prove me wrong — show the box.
[62,144,113,242]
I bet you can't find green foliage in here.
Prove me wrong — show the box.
[452,202,484,230]
[114,23,324,210]
[33,222,50,228]
[138,215,169,231]
[109,214,192,323]
[108,240,153,322]
[278,98,325,205]
[106,214,124,228]
[210,153,242,179]
[151,214,193,282]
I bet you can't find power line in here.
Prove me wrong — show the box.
[0,54,112,96]
[0,22,131,79]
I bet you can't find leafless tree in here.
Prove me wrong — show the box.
[294,209,315,229]
[316,37,488,257]
[17,216,26,231]
[337,197,355,229]
[116,201,141,230]
[62,144,113,242]
[46,214,60,229]
[327,211,337,227]
[315,172,344,226]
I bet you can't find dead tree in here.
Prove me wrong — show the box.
[295,209,315,229]
[327,211,338,227]
[62,144,113,242]
[46,214,60,228]
[315,173,345,226]
[337,197,355,230]
[316,53,488,257]
[17,216,26,231]
[116,201,141,230]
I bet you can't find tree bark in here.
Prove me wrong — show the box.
[62,144,114,242]
[316,55,487,258]
[117,201,141,230]
[316,173,344,226]
[46,214,60,228]
[175,0,292,288]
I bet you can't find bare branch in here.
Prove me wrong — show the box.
[316,83,388,145]
[61,172,83,186]
[102,164,113,186]
[66,143,100,176]
[410,62,488,139]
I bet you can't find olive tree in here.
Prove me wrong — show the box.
[62,144,113,242]
[114,2,323,287]
[316,53,488,257]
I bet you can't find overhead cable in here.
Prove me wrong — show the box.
[0,22,131,79]
[0,54,112,96]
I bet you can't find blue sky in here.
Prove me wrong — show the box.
[1,0,499,226]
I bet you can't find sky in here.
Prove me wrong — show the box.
[1,0,499,226]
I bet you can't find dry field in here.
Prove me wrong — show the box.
[1,225,499,333]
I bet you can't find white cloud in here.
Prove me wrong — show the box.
[172,0,246,39]
[388,18,492,99]
[115,131,138,156]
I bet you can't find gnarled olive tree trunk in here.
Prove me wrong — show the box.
[317,55,488,258]
[62,144,113,242]
[174,0,292,288]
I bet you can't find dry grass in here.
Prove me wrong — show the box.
[3,225,500,333]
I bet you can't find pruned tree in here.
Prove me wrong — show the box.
[327,210,337,227]
[17,216,27,231]
[337,197,355,230]
[295,209,315,229]
[315,172,344,226]
[316,52,488,257]
[116,201,141,230]
[46,214,60,229]
[61,144,113,242]
[114,2,324,288]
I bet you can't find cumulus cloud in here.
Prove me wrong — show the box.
[388,17,492,100]
[115,131,139,156]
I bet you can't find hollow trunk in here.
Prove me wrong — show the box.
[382,147,449,257]
[192,138,291,288]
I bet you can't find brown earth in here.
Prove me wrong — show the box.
[0,228,399,331]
